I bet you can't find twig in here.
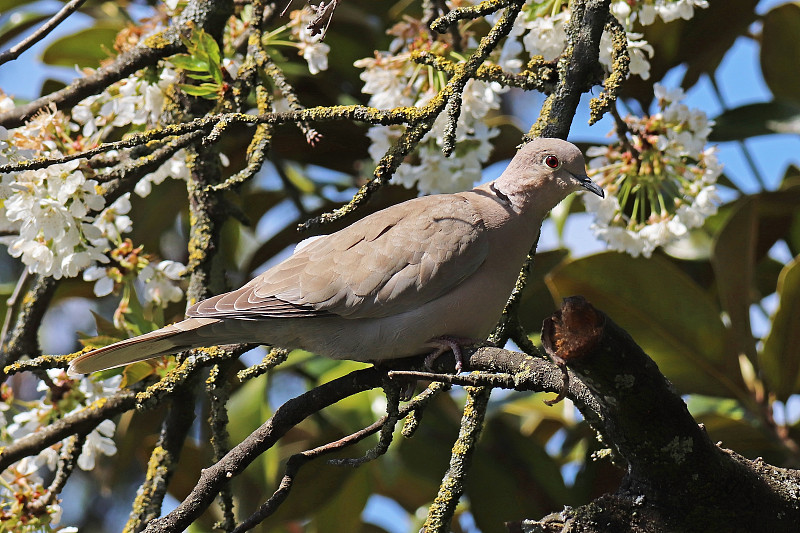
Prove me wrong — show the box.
[232,382,444,532]
[422,386,492,532]
[27,434,86,515]
[126,385,198,531]
[306,0,340,38]
[0,269,31,350]
[328,379,402,467]
[0,0,88,66]
[0,389,137,472]
[142,366,385,533]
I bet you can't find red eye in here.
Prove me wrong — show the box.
[544,155,560,169]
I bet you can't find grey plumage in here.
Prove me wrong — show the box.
[69,138,603,375]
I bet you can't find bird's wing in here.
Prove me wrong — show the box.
[188,194,489,320]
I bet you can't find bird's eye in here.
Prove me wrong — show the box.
[544,155,560,169]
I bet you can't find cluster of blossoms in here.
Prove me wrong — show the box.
[505,8,655,78]
[0,61,187,294]
[3,158,117,279]
[611,0,710,25]
[0,371,121,530]
[582,84,721,257]
[503,0,707,81]
[354,0,710,195]
[355,18,502,193]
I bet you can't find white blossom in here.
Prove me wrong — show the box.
[78,419,117,471]
[300,41,330,75]
[521,11,569,61]
[355,20,501,194]
[135,148,190,197]
[289,7,331,75]
[3,161,110,279]
[583,84,721,257]
[93,193,133,243]
[138,260,186,306]
[84,265,115,296]
[612,0,709,25]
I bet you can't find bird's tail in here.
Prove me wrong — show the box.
[68,317,222,375]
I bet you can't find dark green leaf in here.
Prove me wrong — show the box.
[517,248,570,335]
[313,467,372,533]
[468,416,571,531]
[761,3,800,105]
[546,252,744,398]
[41,24,122,68]
[711,198,758,361]
[40,78,66,97]
[709,101,800,142]
[0,11,49,48]
[760,258,800,400]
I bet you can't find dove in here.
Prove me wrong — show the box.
[68,138,603,375]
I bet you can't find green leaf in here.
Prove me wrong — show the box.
[545,252,744,398]
[178,83,219,98]
[40,78,66,97]
[761,3,800,106]
[711,198,758,362]
[0,11,49,48]
[184,71,215,81]
[0,0,39,12]
[88,310,124,338]
[313,466,372,533]
[760,257,800,401]
[41,24,122,68]
[168,54,210,71]
[709,101,800,142]
[197,28,222,65]
[468,416,572,527]
[517,249,570,335]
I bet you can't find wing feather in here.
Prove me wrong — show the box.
[187,194,488,320]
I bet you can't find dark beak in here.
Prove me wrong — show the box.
[574,173,604,197]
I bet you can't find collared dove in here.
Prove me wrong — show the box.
[69,138,603,375]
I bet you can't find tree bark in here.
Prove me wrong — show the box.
[511,296,800,533]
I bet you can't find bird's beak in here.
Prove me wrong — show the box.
[574,173,604,197]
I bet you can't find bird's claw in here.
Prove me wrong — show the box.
[424,336,486,373]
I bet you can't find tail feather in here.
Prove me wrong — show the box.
[68,318,221,375]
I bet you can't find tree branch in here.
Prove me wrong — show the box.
[0,0,88,67]
[520,295,800,532]
[529,0,610,140]
[0,0,233,128]
[142,366,385,533]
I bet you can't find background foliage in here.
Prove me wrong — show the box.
[1,0,799,532]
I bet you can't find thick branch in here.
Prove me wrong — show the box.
[529,0,610,139]
[531,296,800,532]
[0,389,136,471]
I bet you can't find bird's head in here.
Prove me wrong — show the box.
[492,138,604,215]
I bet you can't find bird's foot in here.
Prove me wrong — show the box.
[424,336,489,373]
